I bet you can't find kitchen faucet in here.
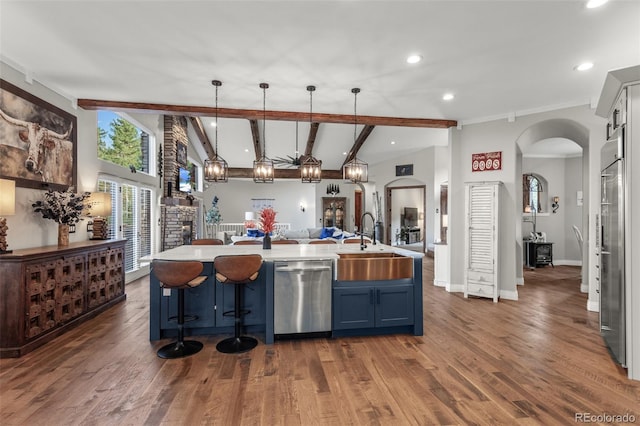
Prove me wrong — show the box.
[360,212,377,250]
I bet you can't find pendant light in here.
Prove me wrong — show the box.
[343,88,368,183]
[253,82,274,183]
[204,80,228,182]
[301,85,322,183]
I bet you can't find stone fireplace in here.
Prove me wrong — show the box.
[160,115,200,250]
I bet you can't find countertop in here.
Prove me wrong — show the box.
[142,243,424,262]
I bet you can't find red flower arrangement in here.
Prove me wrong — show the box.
[259,207,277,234]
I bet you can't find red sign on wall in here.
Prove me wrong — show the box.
[472,151,502,172]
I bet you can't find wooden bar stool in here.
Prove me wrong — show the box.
[233,240,262,245]
[192,238,224,245]
[152,260,207,359]
[309,239,337,244]
[214,254,263,353]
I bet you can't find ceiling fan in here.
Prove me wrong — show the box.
[273,121,304,168]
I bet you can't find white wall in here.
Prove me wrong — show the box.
[522,155,583,264]
[368,144,448,246]
[1,62,99,249]
[448,105,605,307]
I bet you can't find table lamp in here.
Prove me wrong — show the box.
[87,192,112,240]
[0,179,16,254]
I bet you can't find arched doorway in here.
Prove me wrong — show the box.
[515,119,589,291]
[384,181,426,253]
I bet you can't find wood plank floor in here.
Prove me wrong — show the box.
[1,259,639,425]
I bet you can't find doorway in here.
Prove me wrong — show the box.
[515,119,588,292]
[385,185,426,253]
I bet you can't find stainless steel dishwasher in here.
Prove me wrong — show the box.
[274,260,332,335]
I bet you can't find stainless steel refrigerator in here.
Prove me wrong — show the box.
[600,119,626,367]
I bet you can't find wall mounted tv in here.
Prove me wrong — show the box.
[178,167,192,192]
[404,207,418,228]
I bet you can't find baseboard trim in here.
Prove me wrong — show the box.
[446,283,464,293]
[580,283,588,293]
[516,276,524,285]
[500,289,519,301]
[433,280,446,288]
[554,260,582,267]
[587,299,599,312]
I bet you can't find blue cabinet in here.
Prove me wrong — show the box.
[159,263,216,329]
[215,273,266,327]
[151,262,267,340]
[333,284,414,330]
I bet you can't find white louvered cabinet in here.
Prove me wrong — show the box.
[464,181,502,302]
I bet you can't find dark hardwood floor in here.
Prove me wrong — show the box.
[1,258,638,425]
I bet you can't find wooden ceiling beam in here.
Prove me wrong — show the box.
[188,117,215,158]
[248,119,262,160]
[304,122,320,157]
[343,125,375,166]
[228,167,342,180]
[77,99,457,128]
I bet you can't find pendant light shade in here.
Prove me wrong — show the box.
[253,82,274,183]
[343,88,368,183]
[204,80,228,182]
[301,85,322,183]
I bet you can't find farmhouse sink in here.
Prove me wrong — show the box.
[337,252,413,281]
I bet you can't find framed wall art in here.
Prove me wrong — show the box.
[395,164,413,177]
[176,141,187,166]
[0,79,77,191]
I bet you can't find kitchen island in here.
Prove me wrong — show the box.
[145,243,423,344]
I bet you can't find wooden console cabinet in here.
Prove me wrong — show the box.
[0,239,126,358]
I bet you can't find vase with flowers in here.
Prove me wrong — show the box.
[259,207,277,249]
[32,187,90,246]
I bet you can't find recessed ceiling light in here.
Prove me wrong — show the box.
[391,141,396,145]
[244,148,249,153]
[342,152,348,156]
[406,54,422,64]
[575,62,594,71]
[586,0,608,8]
[210,122,217,127]
[443,93,455,101]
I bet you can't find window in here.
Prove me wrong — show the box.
[98,177,154,279]
[97,111,153,175]
[522,173,547,213]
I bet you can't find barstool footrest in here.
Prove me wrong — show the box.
[157,340,204,359]
[216,336,258,354]
[222,309,251,318]
[168,314,199,323]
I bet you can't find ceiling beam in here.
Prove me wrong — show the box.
[304,122,320,157]
[343,125,375,166]
[188,117,215,158]
[228,167,342,180]
[78,99,457,128]
[248,119,262,160]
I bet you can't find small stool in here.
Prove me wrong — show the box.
[152,260,207,359]
[214,254,263,353]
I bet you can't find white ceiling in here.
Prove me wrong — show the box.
[2,0,638,168]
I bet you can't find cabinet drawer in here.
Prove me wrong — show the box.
[467,270,494,284]
[466,281,494,297]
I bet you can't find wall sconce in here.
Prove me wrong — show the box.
[300,204,306,213]
[0,179,16,254]
[552,196,560,213]
[86,192,112,240]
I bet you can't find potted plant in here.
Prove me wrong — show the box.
[259,207,277,249]
[204,195,223,237]
[32,187,90,246]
